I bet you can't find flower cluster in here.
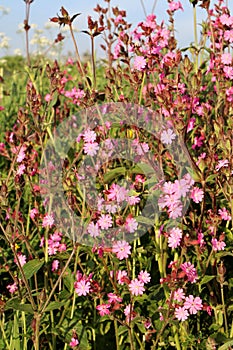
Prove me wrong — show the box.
[74,271,93,296]
[40,231,67,256]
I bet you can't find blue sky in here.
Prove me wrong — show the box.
[0,0,232,58]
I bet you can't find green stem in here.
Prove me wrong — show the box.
[220,284,229,337]
[91,36,96,90]
[114,319,120,350]
[0,314,10,349]
[173,325,181,350]
[193,5,198,72]
[128,324,136,350]
[34,313,41,350]
[69,24,91,90]
[40,244,78,314]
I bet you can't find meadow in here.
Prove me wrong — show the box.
[0,0,233,349]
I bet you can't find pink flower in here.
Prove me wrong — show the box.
[17,164,26,176]
[183,173,195,188]
[7,282,18,294]
[133,56,146,71]
[187,118,196,132]
[138,270,151,284]
[98,214,113,230]
[218,208,231,221]
[224,30,233,43]
[220,14,233,26]
[52,260,59,272]
[221,53,232,65]
[96,303,111,316]
[169,1,183,12]
[124,304,136,322]
[211,238,226,252]
[173,179,190,198]
[83,142,99,156]
[69,337,79,348]
[127,196,140,205]
[135,141,149,156]
[107,293,122,303]
[168,202,183,219]
[83,129,97,143]
[180,262,198,283]
[116,270,128,284]
[16,145,26,163]
[125,216,138,233]
[161,129,176,145]
[107,183,128,203]
[175,306,189,321]
[192,135,205,149]
[190,187,204,203]
[184,295,203,314]
[168,227,182,248]
[129,278,145,296]
[30,208,39,219]
[74,279,91,296]
[223,66,233,79]
[66,57,74,65]
[173,288,185,302]
[198,232,205,248]
[42,214,54,228]
[216,159,229,171]
[87,222,100,238]
[112,240,131,260]
[45,94,52,102]
[15,253,27,267]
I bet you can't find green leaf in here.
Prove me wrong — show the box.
[100,320,111,335]
[104,167,126,183]
[200,275,215,286]
[218,339,233,350]
[118,325,128,336]
[136,215,154,226]
[20,259,44,280]
[5,298,34,314]
[44,300,67,312]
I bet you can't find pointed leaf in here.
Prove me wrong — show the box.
[71,13,81,23]
[200,275,215,286]
[44,300,67,312]
[20,259,44,280]
[218,339,233,350]
[5,298,34,314]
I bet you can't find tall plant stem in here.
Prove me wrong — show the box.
[220,284,229,337]
[40,243,78,314]
[114,319,120,350]
[151,0,158,14]
[91,36,96,90]
[69,24,91,90]
[193,5,198,72]
[140,0,147,17]
[24,1,32,66]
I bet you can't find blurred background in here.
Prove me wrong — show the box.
[0,0,232,59]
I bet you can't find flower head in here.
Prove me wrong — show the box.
[112,240,131,260]
[168,227,182,249]
[42,214,54,228]
[74,279,91,296]
[133,56,146,71]
[129,278,145,296]
[96,303,111,316]
[175,306,189,321]
[184,295,203,314]
[138,270,151,284]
